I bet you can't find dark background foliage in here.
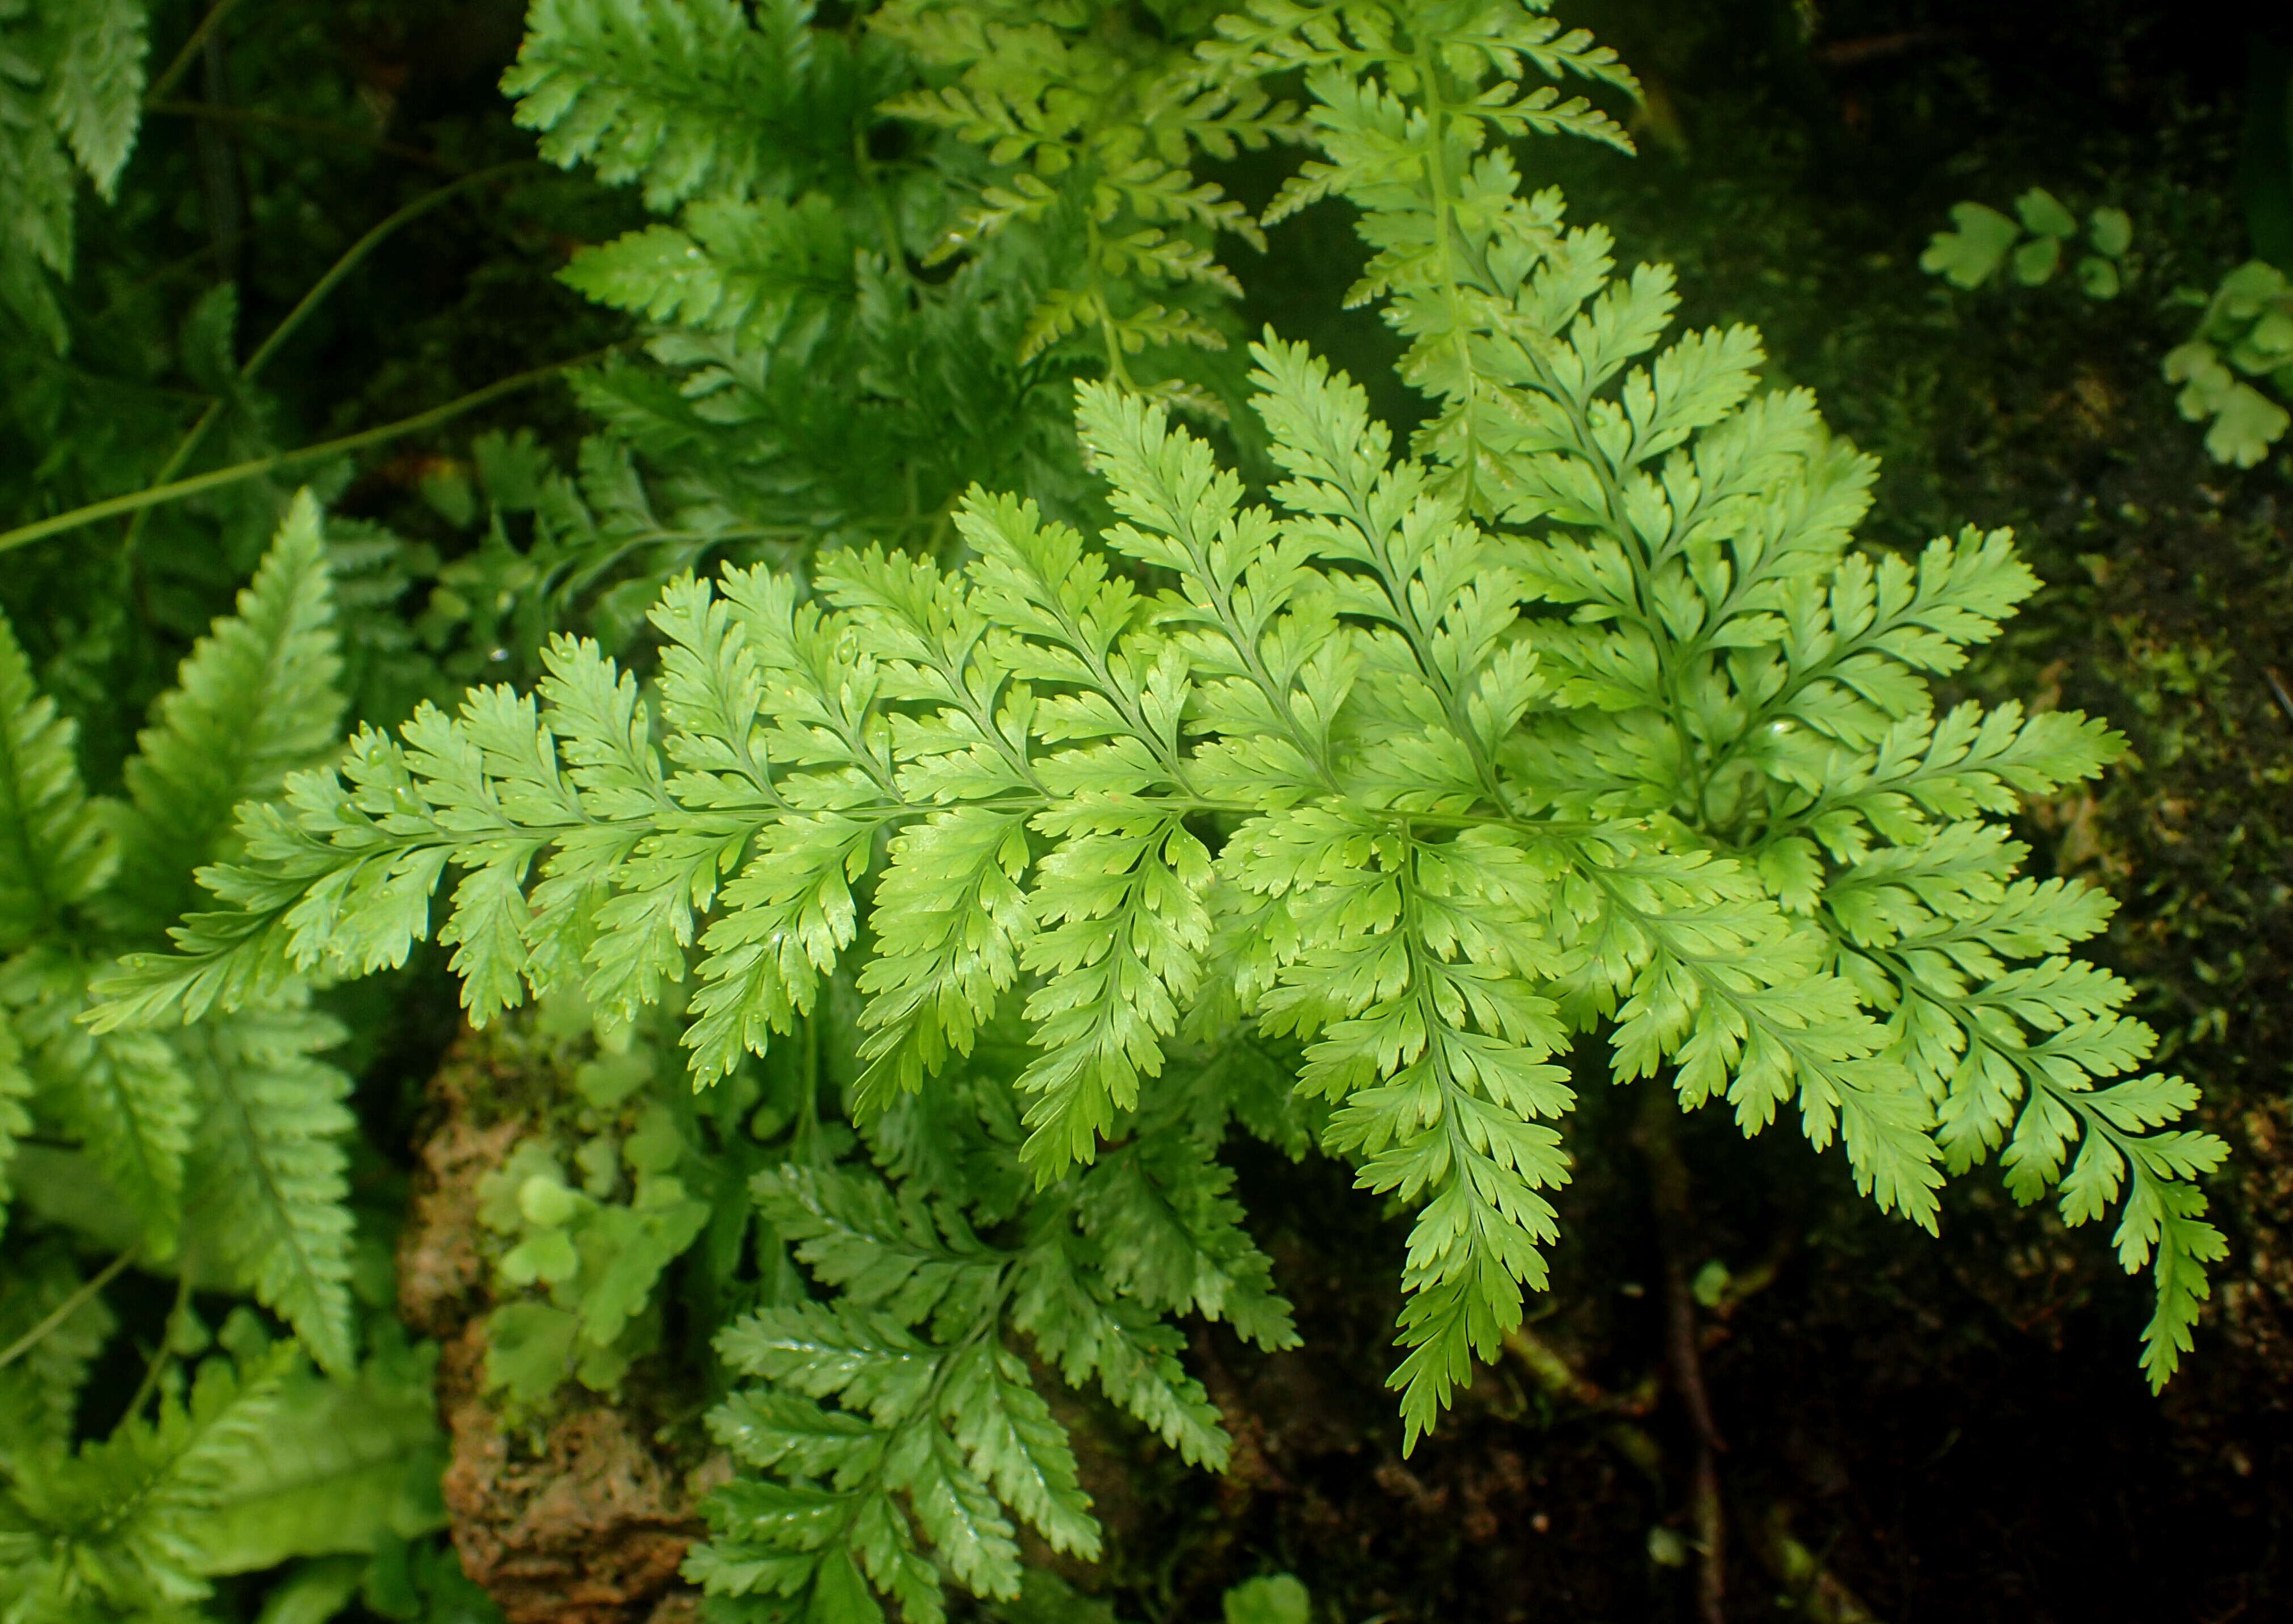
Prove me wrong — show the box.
[7,0,2290,1619]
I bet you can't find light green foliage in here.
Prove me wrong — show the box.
[1920,187,2121,298]
[1920,201,2022,289]
[1223,1573,1311,1624]
[0,1327,443,1619]
[475,1100,712,1401]
[0,0,150,348]
[104,0,2214,1472]
[2163,259,2293,467]
[0,494,361,1366]
[447,990,791,1414]
[1920,189,2125,295]
[1924,189,2292,465]
[874,0,1295,404]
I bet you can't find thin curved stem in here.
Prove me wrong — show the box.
[123,161,538,557]
[123,1266,196,1422]
[145,0,248,107]
[0,1245,139,1374]
[246,162,538,387]
[0,350,610,558]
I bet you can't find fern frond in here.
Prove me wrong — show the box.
[0,1012,29,1237]
[0,0,149,345]
[7,1342,296,1613]
[560,194,855,349]
[0,608,112,951]
[0,1239,118,1472]
[503,0,863,210]
[689,1146,1288,1618]
[107,489,345,940]
[1252,0,2214,1387]
[873,0,1295,384]
[93,0,2220,1451]
[170,1342,446,1572]
[43,0,149,197]
[176,997,358,1374]
[10,953,194,1253]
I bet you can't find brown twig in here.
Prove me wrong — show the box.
[1634,1084,1727,1624]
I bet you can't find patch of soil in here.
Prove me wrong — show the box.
[397,1028,719,1624]
[432,1322,716,1624]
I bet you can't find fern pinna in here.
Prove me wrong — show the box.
[81,1,2223,1619]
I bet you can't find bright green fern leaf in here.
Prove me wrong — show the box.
[90,0,2220,1550]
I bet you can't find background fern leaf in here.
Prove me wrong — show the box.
[170,1345,447,1572]
[44,0,149,197]
[503,0,843,211]
[177,998,358,1374]
[10,964,195,1254]
[0,1013,29,1238]
[0,608,112,951]
[107,489,345,939]
[9,1342,297,1613]
[0,1239,117,1472]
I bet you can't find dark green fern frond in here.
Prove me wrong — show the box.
[9,952,195,1255]
[0,1008,29,1238]
[0,0,150,345]
[0,1239,117,1474]
[0,610,111,952]
[3,1341,296,1614]
[177,997,358,1375]
[107,489,345,940]
[503,0,871,211]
